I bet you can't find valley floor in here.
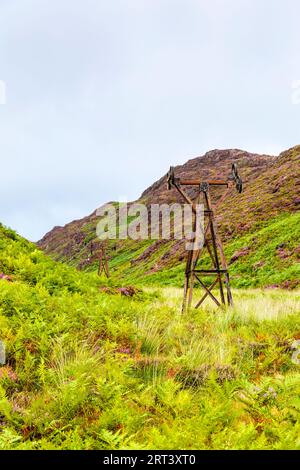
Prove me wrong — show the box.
[154,287,300,320]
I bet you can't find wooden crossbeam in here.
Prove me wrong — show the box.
[195,278,219,308]
[194,275,221,307]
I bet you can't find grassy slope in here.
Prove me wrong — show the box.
[102,211,300,289]
[1,224,300,449]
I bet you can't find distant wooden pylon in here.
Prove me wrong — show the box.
[98,242,110,278]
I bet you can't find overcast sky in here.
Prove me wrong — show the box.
[0,0,299,241]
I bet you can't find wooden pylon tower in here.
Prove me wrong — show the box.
[167,163,243,312]
[98,241,110,278]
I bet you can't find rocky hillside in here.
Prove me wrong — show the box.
[37,146,300,287]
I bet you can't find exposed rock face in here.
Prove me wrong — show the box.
[141,148,274,205]
[0,273,13,282]
[99,286,140,296]
[229,247,251,264]
[37,146,300,276]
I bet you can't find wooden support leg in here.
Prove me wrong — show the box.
[206,191,233,307]
[204,191,226,305]
[182,248,193,313]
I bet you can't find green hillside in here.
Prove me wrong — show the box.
[67,212,300,290]
[1,223,300,449]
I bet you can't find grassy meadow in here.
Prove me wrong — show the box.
[1,223,300,449]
